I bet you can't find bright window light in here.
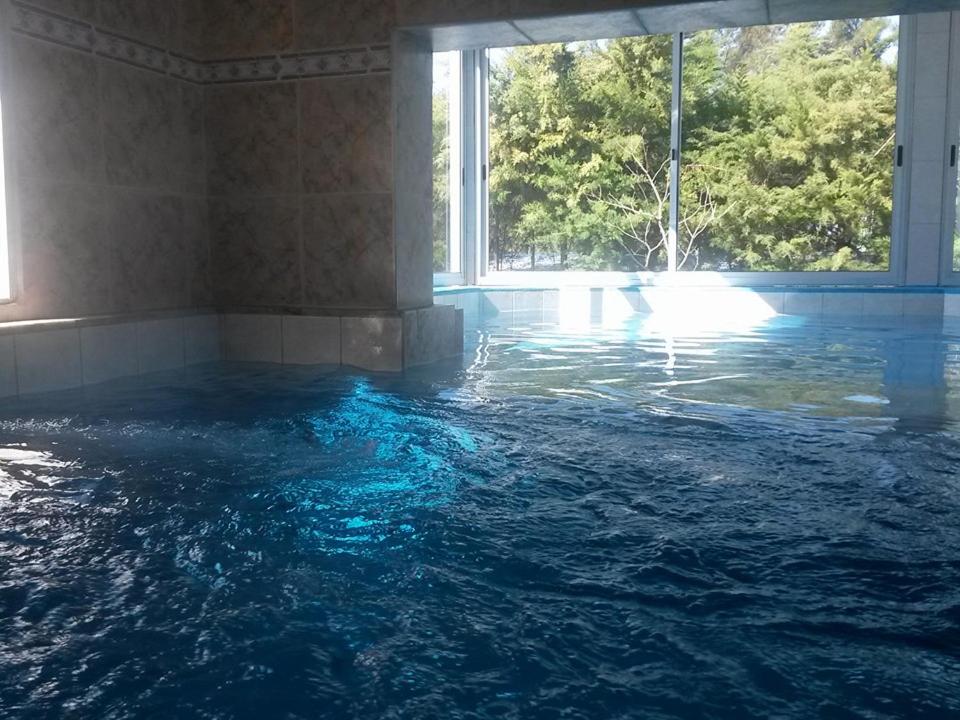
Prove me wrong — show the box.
[432,51,463,277]
[0,88,9,301]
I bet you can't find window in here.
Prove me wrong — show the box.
[488,38,674,272]
[436,14,906,286]
[681,19,900,272]
[432,51,463,280]
[0,84,9,301]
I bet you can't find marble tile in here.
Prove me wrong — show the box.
[18,180,112,318]
[24,0,97,21]
[393,33,434,310]
[0,337,18,399]
[137,318,185,374]
[300,75,392,194]
[97,0,174,46]
[108,192,187,312]
[222,314,282,363]
[101,62,201,192]
[282,315,341,365]
[179,83,207,195]
[184,315,221,364]
[303,194,394,309]
[783,292,823,316]
[754,292,784,315]
[862,293,904,317]
[202,0,294,58]
[822,293,864,317]
[903,294,944,318]
[15,329,83,396]
[944,295,960,318]
[10,36,103,184]
[397,0,510,25]
[206,83,299,195]
[210,196,302,308]
[341,316,403,372]
[80,323,138,385]
[483,291,514,315]
[183,197,212,306]
[295,0,395,48]
[175,0,207,58]
[403,304,462,368]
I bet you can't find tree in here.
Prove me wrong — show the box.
[432,92,451,272]
[473,17,901,273]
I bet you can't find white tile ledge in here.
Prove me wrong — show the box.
[0,308,218,336]
[0,312,221,400]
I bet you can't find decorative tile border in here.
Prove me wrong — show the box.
[204,46,390,84]
[9,1,390,84]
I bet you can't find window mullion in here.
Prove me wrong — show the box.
[462,50,477,285]
[668,32,683,274]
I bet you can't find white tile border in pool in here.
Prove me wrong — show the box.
[2,289,956,400]
[0,314,221,400]
[435,286,960,327]
[219,305,463,374]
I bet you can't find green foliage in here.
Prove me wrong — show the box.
[433,93,450,272]
[479,18,899,272]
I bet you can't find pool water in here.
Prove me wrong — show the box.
[1,312,959,719]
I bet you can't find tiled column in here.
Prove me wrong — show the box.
[394,30,435,311]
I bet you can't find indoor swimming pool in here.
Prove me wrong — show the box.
[1,309,959,718]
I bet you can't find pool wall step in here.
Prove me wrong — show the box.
[0,304,465,399]
[0,313,220,399]
[219,304,464,373]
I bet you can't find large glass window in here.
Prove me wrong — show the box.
[488,38,674,272]
[436,13,905,284]
[681,18,900,272]
[432,52,463,277]
[0,87,8,300]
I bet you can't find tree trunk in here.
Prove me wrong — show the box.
[530,245,536,270]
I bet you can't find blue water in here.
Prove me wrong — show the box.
[1,311,960,719]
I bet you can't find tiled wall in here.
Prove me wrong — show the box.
[200,0,398,315]
[2,0,211,324]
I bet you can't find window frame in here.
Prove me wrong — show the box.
[437,16,913,289]
[940,13,960,286]
[431,50,466,287]
[0,28,13,304]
